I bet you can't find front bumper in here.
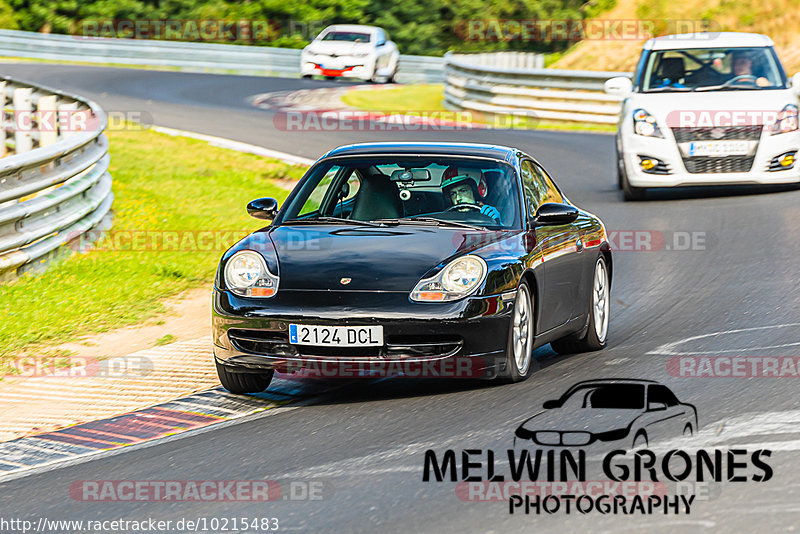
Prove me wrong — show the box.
[212,288,514,378]
[622,129,800,187]
[301,59,373,80]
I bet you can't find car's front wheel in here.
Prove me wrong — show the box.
[551,256,610,354]
[498,279,535,383]
[216,362,273,394]
[619,151,647,201]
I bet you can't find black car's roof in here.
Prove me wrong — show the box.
[322,142,519,163]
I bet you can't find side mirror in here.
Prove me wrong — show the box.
[542,400,560,409]
[647,401,667,412]
[534,203,579,225]
[792,72,800,95]
[604,76,633,97]
[247,197,279,220]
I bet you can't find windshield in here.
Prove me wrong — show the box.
[321,31,371,43]
[641,47,785,92]
[561,384,645,409]
[280,157,522,229]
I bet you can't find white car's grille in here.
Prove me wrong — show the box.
[671,126,763,142]
[672,126,762,174]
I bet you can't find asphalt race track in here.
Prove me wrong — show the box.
[2,64,800,532]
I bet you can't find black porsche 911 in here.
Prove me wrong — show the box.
[212,142,612,393]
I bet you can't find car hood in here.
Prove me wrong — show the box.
[518,408,642,435]
[305,41,373,56]
[253,225,509,292]
[628,89,797,126]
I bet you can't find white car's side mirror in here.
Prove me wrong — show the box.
[604,76,633,97]
[791,72,800,95]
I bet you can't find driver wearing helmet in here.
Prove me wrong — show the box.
[730,51,770,87]
[441,167,502,225]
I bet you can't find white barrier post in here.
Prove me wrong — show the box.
[13,87,33,154]
[0,81,5,158]
[37,95,58,147]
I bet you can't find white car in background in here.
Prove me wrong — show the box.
[301,24,399,83]
[606,32,800,200]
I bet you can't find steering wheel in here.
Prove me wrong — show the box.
[445,203,481,213]
[722,74,758,87]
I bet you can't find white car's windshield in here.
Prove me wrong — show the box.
[641,47,785,92]
[321,31,371,43]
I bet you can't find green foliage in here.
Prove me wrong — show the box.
[1,0,606,55]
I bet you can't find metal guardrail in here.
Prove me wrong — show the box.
[444,52,632,124]
[0,76,112,280]
[0,29,444,83]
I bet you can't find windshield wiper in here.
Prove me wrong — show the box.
[694,84,761,92]
[376,217,486,231]
[285,216,386,227]
[644,87,692,93]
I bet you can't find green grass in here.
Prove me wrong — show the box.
[341,84,616,133]
[0,126,305,359]
[154,334,177,346]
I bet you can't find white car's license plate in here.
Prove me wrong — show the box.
[289,324,383,347]
[687,141,750,157]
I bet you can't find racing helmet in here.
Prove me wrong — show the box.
[441,166,488,201]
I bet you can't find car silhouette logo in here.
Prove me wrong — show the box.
[340,277,352,285]
[514,379,697,450]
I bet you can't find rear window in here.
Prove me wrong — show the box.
[321,32,371,43]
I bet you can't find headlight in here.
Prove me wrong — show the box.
[772,104,798,135]
[224,250,279,298]
[410,255,487,302]
[633,108,663,138]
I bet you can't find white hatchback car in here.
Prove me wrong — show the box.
[300,24,399,83]
[606,32,800,200]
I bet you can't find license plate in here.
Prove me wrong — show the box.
[687,141,750,157]
[289,324,383,347]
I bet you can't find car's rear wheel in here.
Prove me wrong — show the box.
[497,280,535,383]
[551,256,610,354]
[216,362,273,394]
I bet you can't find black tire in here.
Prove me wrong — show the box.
[302,74,313,79]
[324,76,336,81]
[497,280,535,383]
[551,256,610,354]
[216,361,273,394]
[615,137,624,190]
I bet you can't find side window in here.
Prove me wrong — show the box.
[343,173,361,201]
[533,163,564,204]
[298,166,340,217]
[519,160,541,217]
[648,385,679,407]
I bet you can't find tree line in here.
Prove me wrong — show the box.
[0,0,615,56]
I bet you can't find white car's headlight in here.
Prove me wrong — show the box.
[410,255,487,302]
[224,250,279,298]
[633,108,663,138]
[772,104,798,135]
